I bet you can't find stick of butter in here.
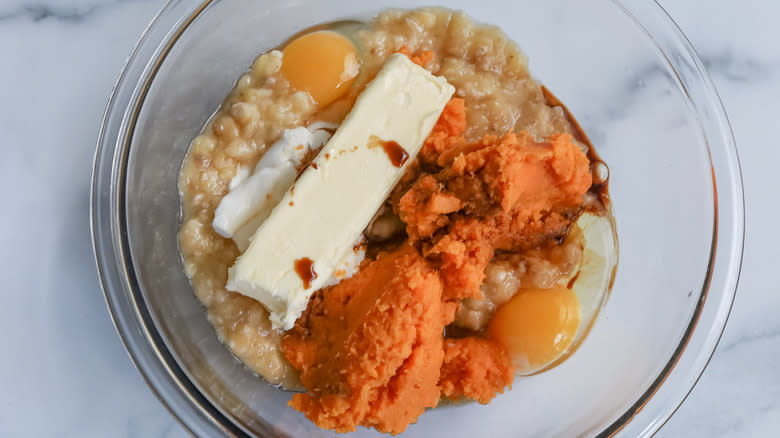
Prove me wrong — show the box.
[227,53,455,330]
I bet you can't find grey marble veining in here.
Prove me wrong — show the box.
[0,0,778,436]
[701,50,776,84]
[0,0,140,22]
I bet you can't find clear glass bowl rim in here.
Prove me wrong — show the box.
[91,0,745,436]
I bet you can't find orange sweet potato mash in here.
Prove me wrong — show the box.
[281,89,592,433]
[283,245,444,434]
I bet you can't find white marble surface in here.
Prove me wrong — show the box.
[0,0,777,436]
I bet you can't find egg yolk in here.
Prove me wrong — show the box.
[281,31,361,108]
[488,286,581,375]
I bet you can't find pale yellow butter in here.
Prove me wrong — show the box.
[226,54,455,330]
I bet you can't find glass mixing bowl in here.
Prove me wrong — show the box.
[91,0,744,436]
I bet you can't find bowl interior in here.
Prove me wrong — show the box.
[123,0,717,436]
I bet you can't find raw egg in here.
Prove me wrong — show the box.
[488,285,581,375]
[281,31,361,108]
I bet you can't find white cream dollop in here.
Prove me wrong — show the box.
[212,123,335,251]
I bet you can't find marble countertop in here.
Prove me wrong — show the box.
[1,0,777,436]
